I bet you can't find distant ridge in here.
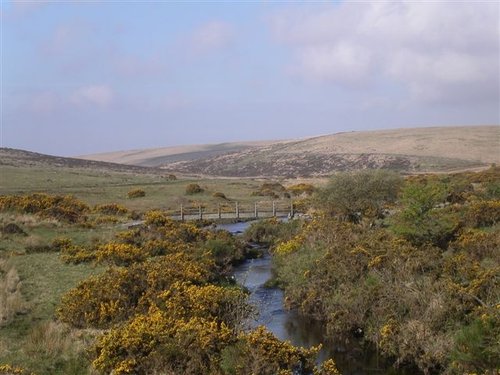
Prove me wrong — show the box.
[0,148,164,175]
[80,125,500,177]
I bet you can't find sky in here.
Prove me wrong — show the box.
[1,0,499,156]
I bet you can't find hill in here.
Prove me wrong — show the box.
[0,148,164,175]
[81,126,500,177]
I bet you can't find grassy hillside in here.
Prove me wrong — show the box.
[80,125,500,177]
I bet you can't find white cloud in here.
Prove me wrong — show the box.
[270,1,500,104]
[190,21,234,54]
[70,85,114,108]
[29,91,59,114]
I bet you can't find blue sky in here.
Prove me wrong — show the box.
[1,0,499,156]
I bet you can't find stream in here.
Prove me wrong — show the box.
[217,221,418,375]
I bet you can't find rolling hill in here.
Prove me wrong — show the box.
[81,126,500,177]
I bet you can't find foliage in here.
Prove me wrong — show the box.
[243,218,301,245]
[57,253,215,329]
[450,310,500,374]
[93,203,128,215]
[251,182,287,199]
[271,169,500,374]
[219,326,320,375]
[185,183,204,195]
[127,189,145,199]
[0,194,89,223]
[0,365,36,375]
[316,170,402,222]
[390,180,459,247]
[287,183,315,196]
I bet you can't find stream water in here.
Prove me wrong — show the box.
[217,221,418,375]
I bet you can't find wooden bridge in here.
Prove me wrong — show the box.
[170,200,297,221]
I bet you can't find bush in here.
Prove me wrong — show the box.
[212,192,227,200]
[0,194,89,223]
[287,183,315,196]
[94,203,128,215]
[127,189,145,199]
[185,184,204,195]
[316,170,402,222]
[251,182,286,198]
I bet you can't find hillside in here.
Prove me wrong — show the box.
[81,126,500,177]
[0,148,164,175]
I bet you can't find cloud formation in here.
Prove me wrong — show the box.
[70,85,114,108]
[271,1,499,104]
[189,21,234,54]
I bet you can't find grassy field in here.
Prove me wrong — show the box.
[0,164,284,211]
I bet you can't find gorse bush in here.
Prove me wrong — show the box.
[127,189,145,198]
[93,203,128,215]
[56,206,341,374]
[0,194,89,223]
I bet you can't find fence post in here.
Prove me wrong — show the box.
[180,204,184,221]
[290,200,294,217]
[272,201,276,217]
[199,205,203,220]
[236,201,240,219]
[218,203,221,219]
[254,202,258,218]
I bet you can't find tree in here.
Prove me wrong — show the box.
[316,170,403,222]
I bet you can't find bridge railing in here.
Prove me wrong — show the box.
[168,200,297,221]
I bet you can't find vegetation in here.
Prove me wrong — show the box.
[315,169,402,223]
[127,188,146,198]
[0,193,337,374]
[2,162,499,375]
[185,183,204,195]
[269,168,500,374]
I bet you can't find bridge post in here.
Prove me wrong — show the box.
[199,205,203,220]
[180,204,184,221]
[254,202,258,218]
[272,201,276,217]
[218,203,221,219]
[236,201,240,219]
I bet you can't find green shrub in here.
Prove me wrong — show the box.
[316,170,402,222]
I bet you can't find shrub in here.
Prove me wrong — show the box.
[127,189,145,199]
[0,223,26,236]
[251,182,286,198]
[0,194,89,223]
[316,170,402,222]
[185,184,203,195]
[287,183,315,196]
[213,192,227,200]
[390,180,459,247]
[94,203,128,215]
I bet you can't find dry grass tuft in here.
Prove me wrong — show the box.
[0,260,29,327]
[24,321,86,359]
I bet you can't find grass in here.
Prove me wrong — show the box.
[0,165,279,212]
[0,252,104,373]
